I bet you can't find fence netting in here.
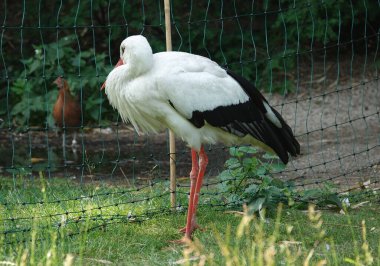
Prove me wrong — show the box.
[0,0,379,246]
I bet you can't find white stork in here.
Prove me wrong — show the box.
[101,35,300,241]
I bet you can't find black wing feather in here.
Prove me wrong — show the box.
[186,69,300,164]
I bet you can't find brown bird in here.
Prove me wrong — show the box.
[53,77,81,148]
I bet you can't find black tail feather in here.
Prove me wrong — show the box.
[270,107,300,157]
[225,69,300,164]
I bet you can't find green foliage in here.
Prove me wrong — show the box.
[184,205,379,265]
[169,0,379,93]
[298,182,343,210]
[1,1,379,126]
[218,146,344,213]
[218,146,293,213]
[1,176,379,265]
[273,0,380,46]
[4,36,115,128]
[259,0,380,92]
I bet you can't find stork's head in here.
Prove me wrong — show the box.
[119,35,152,66]
[101,35,153,90]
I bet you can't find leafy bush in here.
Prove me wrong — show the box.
[218,146,293,213]
[3,35,115,128]
[218,146,344,213]
[1,1,379,127]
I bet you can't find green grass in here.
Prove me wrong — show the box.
[0,176,379,265]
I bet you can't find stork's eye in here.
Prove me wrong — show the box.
[121,46,125,54]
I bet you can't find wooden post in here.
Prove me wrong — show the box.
[164,0,176,208]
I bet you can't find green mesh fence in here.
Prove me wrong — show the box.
[0,0,379,246]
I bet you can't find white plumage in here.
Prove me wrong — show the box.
[104,36,271,151]
[102,35,300,240]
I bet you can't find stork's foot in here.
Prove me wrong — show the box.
[179,223,204,234]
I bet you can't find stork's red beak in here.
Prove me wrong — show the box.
[101,58,125,90]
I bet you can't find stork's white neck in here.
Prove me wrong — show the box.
[105,46,154,95]
[125,48,153,78]
[104,35,156,131]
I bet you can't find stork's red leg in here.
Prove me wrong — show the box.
[182,149,199,238]
[192,146,208,215]
[190,146,208,232]
[184,146,208,239]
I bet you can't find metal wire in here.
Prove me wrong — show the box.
[0,0,379,247]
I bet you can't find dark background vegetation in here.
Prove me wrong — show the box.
[1,0,379,128]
